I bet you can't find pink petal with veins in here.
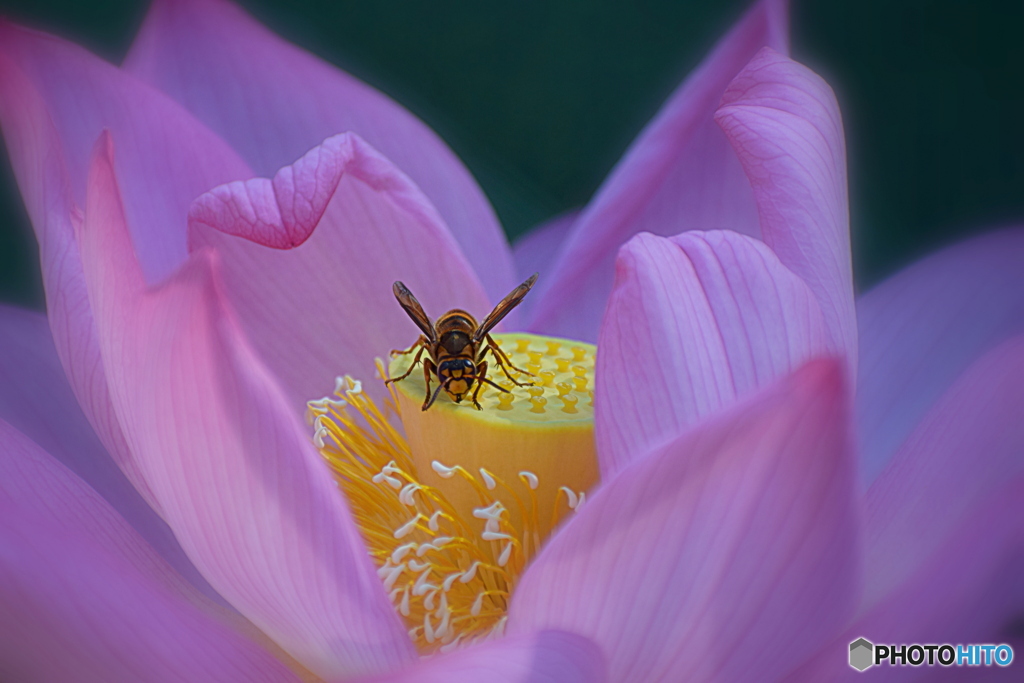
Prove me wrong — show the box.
[861,335,1024,613]
[189,133,491,409]
[355,631,606,683]
[511,211,579,305]
[856,228,1024,480]
[595,230,830,476]
[716,47,856,376]
[0,25,247,520]
[0,305,220,603]
[0,421,300,683]
[125,0,515,304]
[788,335,1024,681]
[511,211,580,322]
[526,0,788,341]
[788,482,1024,682]
[78,133,414,679]
[0,22,249,282]
[511,359,859,682]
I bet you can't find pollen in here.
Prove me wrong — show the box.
[309,333,598,654]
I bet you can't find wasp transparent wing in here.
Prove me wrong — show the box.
[393,281,436,342]
[474,273,538,342]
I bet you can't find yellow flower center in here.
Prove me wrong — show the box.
[308,333,598,653]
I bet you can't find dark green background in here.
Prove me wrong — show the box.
[1,0,1022,309]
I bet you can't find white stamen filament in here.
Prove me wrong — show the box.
[400,586,411,617]
[498,542,514,567]
[423,613,435,643]
[428,510,443,531]
[473,501,504,520]
[313,339,598,654]
[440,634,465,653]
[381,564,405,592]
[372,471,402,489]
[413,568,437,596]
[437,605,452,639]
[417,537,453,556]
[519,471,539,490]
[431,461,457,478]
[399,483,421,506]
[459,562,480,584]
[391,543,416,563]
[442,572,462,592]
[394,516,420,539]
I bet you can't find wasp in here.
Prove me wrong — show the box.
[386,274,538,411]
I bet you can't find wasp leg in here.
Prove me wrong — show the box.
[390,335,429,357]
[423,372,446,411]
[484,335,533,387]
[470,361,511,411]
[470,361,488,410]
[385,339,428,385]
[422,384,445,411]
[420,358,440,410]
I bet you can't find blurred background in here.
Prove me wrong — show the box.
[0,0,1021,309]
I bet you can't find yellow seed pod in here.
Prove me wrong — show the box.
[389,332,598,535]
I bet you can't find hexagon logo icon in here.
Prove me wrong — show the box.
[849,638,874,671]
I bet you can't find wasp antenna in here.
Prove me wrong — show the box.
[422,383,445,411]
[480,377,510,393]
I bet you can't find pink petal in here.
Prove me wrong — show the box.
[526,0,788,341]
[78,133,414,679]
[788,481,1024,682]
[0,22,250,282]
[0,304,220,602]
[0,419,198,605]
[715,47,856,376]
[859,484,1024,682]
[0,421,300,683]
[861,335,1024,614]
[189,133,353,249]
[857,228,1024,480]
[511,211,579,322]
[355,631,606,683]
[0,25,247,517]
[510,359,859,683]
[189,133,491,409]
[595,230,831,477]
[0,51,160,516]
[124,0,516,303]
[787,338,1024,679]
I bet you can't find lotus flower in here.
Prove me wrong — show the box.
[1,0,1022,680]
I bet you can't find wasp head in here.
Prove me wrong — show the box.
[437,358,476,402]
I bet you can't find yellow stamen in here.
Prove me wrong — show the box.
[309,333,598,653]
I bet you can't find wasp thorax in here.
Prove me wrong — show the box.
[309,333,598,653]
